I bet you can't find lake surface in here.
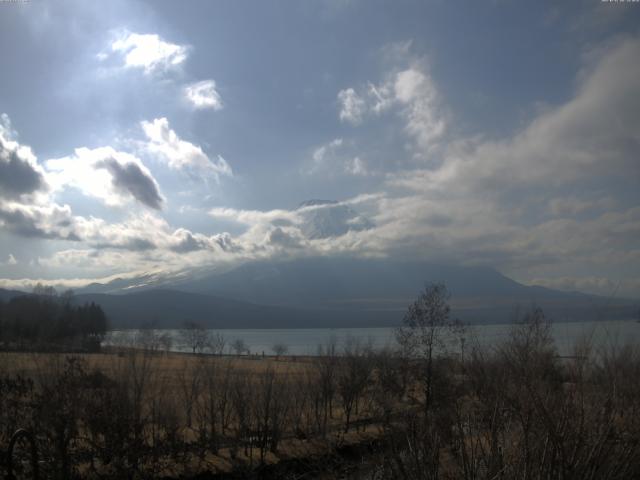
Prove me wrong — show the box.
[105,319,640,357]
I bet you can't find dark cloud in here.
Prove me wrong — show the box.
[170,230,208,253]
[0,205,80,241]
[99,158,163,210]
[0,146,45,199]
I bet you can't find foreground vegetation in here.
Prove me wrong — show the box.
[0,285,639,479]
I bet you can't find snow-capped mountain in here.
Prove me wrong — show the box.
[297,200,374,239]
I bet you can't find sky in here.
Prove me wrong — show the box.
[0,0,639,298]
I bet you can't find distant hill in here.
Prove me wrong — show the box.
[71,289,388,329]
[170,257,605,309]
[0,288,26,303]
[65,257,638,328]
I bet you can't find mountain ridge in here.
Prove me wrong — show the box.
[2,256,634,329]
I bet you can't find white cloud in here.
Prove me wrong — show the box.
[306,138,369,176]
[75,212,237,254]
[208,196,377,252]
[111,31,189,73]
[0,269,170,292]
[337,65,446,153]
[184,80,223,110]
[45,147,164,209]
[345,156,367,176]
[393,67,446,153]
[208,206,297,226]
[337,88,366,125]
[142,117,232,181]
[312,138,343,164]
[367,81,395,114]
[390,38,640,196]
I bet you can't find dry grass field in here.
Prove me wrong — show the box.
[0,350,314,380]
[0,348,395,479]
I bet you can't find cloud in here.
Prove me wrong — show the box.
[337,88,367,125]
[97,157,164,209]
[2,23,638,298]
[184,80,223,110]
[308,137,343,173]
[142,117,232,180]
[168,229,237,253]
[71,212,239,257]
[548,196,615,217]
[46,147,164,209]
[305,138,370,176]
[337,64,446,153]
[393,67,446,153]
[267,227,304,249]
[0,202,81,240]
[345,157,367,176]
[209,197,376,245]
[390,38,640,196]
[0,115,47,199]
[110,31,189,73]
[92,236,156,251]
[312,138,343,163]
[0,268,171,292]
[208,206,297,226]
[354,37,640,296]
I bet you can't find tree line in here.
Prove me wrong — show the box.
[0,284,108,352]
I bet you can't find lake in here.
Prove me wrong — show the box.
[105,319,640,357]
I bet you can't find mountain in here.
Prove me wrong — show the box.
[297,200,374,239]
[170,257,584,307]
[75,257,636,327]
[0,287,401,329]
[72,289,387,329]
[0,288,26,302]
[5,194,636,328]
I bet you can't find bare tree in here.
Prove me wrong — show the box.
[178,357,205,429]
[315,339,338,435]
[337,337,372,432]
[180,320,209,354]
[396,283,462,416]
[231,338,247,356]
[158,331,173,354]
[272,343,288,359]
[207,332,226,355]
[252,367,291,463]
